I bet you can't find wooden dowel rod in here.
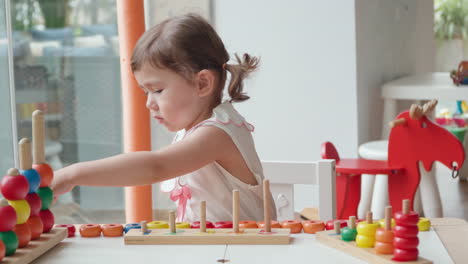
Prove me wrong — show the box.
[141,221,147,234]
[366,211,373,224]
[349,216,356,229]
[32,110,45,164]
[389,118,406,128]
[263,179,271,232]
[19,138,32,170]
[385,206,392,231]
[169,211,176,233]
[233,190,240,233]
[200,201,206,233]
[7,168,19,176]
[403,199,410,214]
[334,221,341,234]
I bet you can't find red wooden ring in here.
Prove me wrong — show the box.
[394,211,419,226]
[191,221,214,229]
[257,221,281,229]
[55,224,76,237]
[79,224,102,237]
[39,209,54,233]
[280,220,303,233]
[393,236,419,250]
[326,220,347,230]
[215,221,233,228]
[393,248,419,261]
[302,220,325,234]
[25,193,42,216]
[0,240,5,262]
[393,225,418,238]
[102,224,123,237]
[239,221,258,228]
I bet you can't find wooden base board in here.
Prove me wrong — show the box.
[2,228,68,264]
[124,228,290,245]
[316,230,432,264]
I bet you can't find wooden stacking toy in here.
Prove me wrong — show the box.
[375,206,394,255]
[356,212,379,248]
[393,199,419,261]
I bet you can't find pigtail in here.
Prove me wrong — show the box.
[225,53,259,102]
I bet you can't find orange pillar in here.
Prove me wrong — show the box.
[116,0,153,223]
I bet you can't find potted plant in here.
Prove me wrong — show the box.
[434,0,468,71]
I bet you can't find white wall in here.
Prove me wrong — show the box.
[215,0,359,161]
[355,0,435,142]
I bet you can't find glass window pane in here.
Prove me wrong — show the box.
[0,0,15,187]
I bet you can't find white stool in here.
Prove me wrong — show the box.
[357,140,441,218]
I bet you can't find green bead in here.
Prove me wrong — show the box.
[37,187,53,210]
[341,227,357,241]
[0,230,19,256]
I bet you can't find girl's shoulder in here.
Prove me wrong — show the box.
[203,101,254,132]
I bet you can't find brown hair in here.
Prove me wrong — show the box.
[131,13,258,106]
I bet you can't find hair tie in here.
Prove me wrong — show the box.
[222,63,227,70]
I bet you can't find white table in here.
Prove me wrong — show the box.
[32,231,452,264]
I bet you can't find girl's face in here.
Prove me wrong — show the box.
[134,63,208,132]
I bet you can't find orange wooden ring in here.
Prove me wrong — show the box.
[27,215,43,240]
[239,221,258,228]
[13,223,31,248]
[302,220,325,234]
[79,224,102,237]
[257,221,281,228]
[281,220,303,233]
[102,224,124,237]
[375,241,394,255]
[375,228,394,243]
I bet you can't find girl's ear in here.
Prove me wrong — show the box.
[196,69,216,97]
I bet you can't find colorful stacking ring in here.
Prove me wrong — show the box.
[79,224,102,237]
[175,222,191,229]
[280,220,303,233]
[55,224,76,237]
[325,219,347,230]
[147,221,169,229]
[124,223,141,233]
[239,221,258,229]
[302,220,325,234]
[102,224,124,237]
[191,221,215,229]
[27,215,44,240]
[13,223,31,248]
[257,221,281,229]
[378,218,396,229]
[417,218,431,231]
[215,221,233,228]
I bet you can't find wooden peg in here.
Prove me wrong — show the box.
[233,190,240,233]
[389,118,406,128]
[263,179,271,232]
[7,168,19,176]
[141,221,147,234]
[334,221,341,234]
[384,206,392,231]
[200,201,206,233]
[403,199,410,214]
[348,216,356,229]
[409,104,423,120]
[32,110,45,164]
[366,211,373,224]
[169,211,176,233]
[19,138,32,170]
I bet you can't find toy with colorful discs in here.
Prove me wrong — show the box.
[356,212,379,248]
[341,216,357,241]
[393,199,419,261]
[375,206,394,255]
[124,180,290,245]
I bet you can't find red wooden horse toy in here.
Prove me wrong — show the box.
[322,100,465,219]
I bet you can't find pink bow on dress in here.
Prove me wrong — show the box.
[170,185,192,222]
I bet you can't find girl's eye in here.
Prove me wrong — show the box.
[154,89,163,94]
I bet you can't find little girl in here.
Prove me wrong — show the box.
[51,13,276,222]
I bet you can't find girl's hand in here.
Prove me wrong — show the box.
[50,166,76,197]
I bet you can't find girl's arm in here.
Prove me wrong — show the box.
[51,126,232,195]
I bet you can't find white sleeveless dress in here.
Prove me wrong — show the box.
[160,101,277,223]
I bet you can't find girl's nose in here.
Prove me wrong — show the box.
[146,95,158,110]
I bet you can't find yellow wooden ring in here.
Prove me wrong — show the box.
[147,221,169,229]
[176,222,191,229]
[356,234,375,248]
[417,217,431,231]
[8,200,30,224]
[378,218,395,229]
[356,222,379,237]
